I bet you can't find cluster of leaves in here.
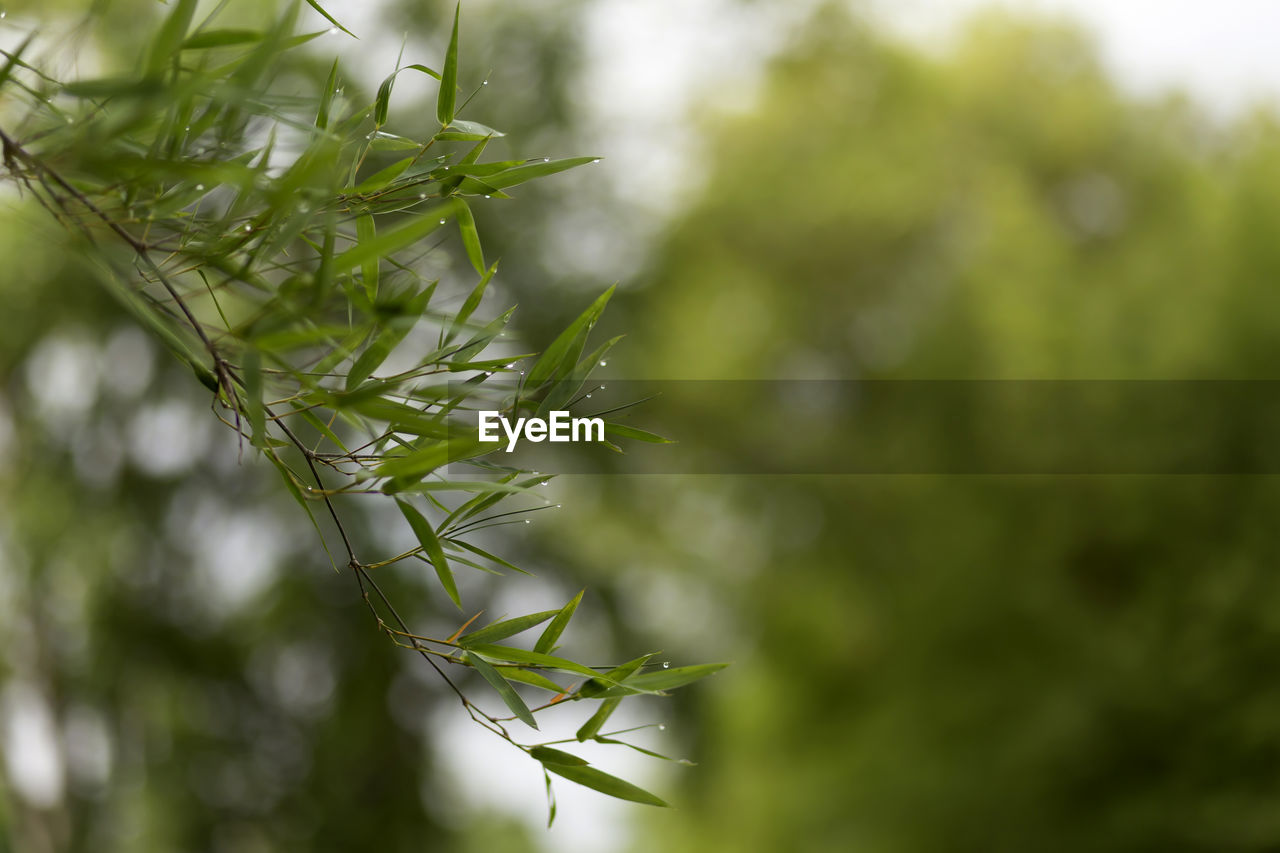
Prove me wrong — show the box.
[0,0,723,818]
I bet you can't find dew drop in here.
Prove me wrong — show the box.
[662,661,670,668]
[195,184,204,191]
[543,158,550,162]
[1,11,7,18]
[599,360,607,367]
[482,80,488,86]
[483,371,493,377]
[554,504,561,508]
[658,724,667,731]
[540,480,549,486]
[585,394,592,399]
[327,27,339,35]
[244,224,252,232]
[439,219,446,224]
[418,193,426,200]
[524,519,530,524]
[592,159,601,164]
[483,195,490,199]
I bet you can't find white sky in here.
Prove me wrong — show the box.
[873,0,1280,116]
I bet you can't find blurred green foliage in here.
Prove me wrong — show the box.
[597,7,1280,852]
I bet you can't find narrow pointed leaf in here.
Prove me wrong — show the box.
[526,286,614,386]
[465,651,537,729]
[333,207,449,274]
[576,697,621,742]
[594,663,730,698]
[436,4,460,124]
[579,654,653,698]
[544,764,668,807]
[467,644,600,680]
[242,349,266,447]
[534,589,583,654]
[455,198,484,274]
[304,0,356,38]
[396,499,460,608]
[530,747,588,766]
[446,260,498,342]
[457,610,559,647]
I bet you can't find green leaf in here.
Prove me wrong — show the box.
[304,0,356,38]
[367,131,422,152]
[242,349,266,448]
[355,213,378,299]
[526,286,615,386]
[580,654,653,699]
[454,198,485,274]
[467,644,601,681]
[355,156,415,193]
[441,119,504,139]
[457,610,559,647]
[593,663,730,698]
[146,0,198,74]
[544,764,668,808]
[534,590,583,654]
[466,157,599,192]
[446,539,531,576]
[437,4,460,125]
[345,282,434,390]
[446,260,498,342]
[496,667,564,693]
[316,58,339,130]
[595,737,694,765]
[530,746,588,766]
[465,651,537,729]
[333,207,449,275]
[375,432,488,482]
[396,499,460,608]
[576,697,621,742]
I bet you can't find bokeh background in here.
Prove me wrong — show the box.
[6,1,1280,850]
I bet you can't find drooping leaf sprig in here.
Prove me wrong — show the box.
[0,0,724,818]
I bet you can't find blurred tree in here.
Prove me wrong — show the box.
[517,6,1280,852]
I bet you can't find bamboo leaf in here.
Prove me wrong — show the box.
[437,4,460,125]
[304,0,356,38]
[593,663,731,698]
[526,286,615,386]
[333,207,450,274]
[396,499,460,608]
[457,610,560,647]
[530,747,588,766]
[576,697,621,742]
[466,644,601,681]
[534,590,583,655]
[544,764,668,808]
[465,651,537,729]
[455,198,485,274]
